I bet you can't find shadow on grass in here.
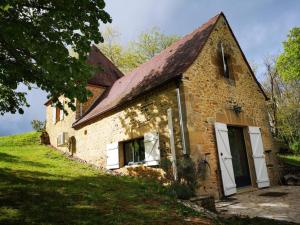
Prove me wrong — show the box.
[0,167,194,225]
[0,152,49,168]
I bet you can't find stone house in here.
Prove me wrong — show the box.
[45,12,279,199]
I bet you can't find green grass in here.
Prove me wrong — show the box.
[0,132,297,225]
[278,154,300,167]
[0,132,205,225]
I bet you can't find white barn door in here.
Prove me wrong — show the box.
[248,127,270,188]
[215,122,237,196]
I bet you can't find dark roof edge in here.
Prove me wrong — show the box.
[221,13,269,100]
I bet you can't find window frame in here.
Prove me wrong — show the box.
[220,42,232,80]
[123,137,145,166]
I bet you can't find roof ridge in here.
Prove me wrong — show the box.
[73,13,221,127]
[123,12,222,78]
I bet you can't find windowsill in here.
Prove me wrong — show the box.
[124,162,145,167]
[222,77,235,86]
[123,162,159,168]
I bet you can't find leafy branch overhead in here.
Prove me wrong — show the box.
[0,0,111,115]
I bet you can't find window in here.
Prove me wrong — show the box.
[124,138,145,165]
[52,102,64,124]
[56,107,60,123]
[221,42,230,79]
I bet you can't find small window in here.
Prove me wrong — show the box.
[223,55,230,78]
[124,138,145,165]
[221,43,230,79]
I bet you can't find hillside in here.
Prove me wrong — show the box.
[0,132,209,225]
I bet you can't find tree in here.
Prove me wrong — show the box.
[31,120,45,132]
[0,1,111,115]
[97,26,180,74]
[262,56,282,135]
[262,55,300,154]
[130,27,180,62]
[277,27,300,81]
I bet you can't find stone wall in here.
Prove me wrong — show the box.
[73,82,183,167]
[45,15,279,199]
[181,16,279,198]
[46,84,105,152]
[75,85,105,120]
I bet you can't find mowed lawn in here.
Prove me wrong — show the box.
[1,132,297,225]
[0,132,207,225]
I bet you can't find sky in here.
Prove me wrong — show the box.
[0,0,299,136]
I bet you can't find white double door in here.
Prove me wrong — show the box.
[214,123,270,196]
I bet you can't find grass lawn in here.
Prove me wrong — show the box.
[0,132,298,225]
[278,154,300,167]
[0,132,210,225]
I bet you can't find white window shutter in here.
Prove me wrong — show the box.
[144,132,160,166]
[106,142,119,169]
[60,109,64,121]
[52,106,56,124]
[248,126,270,188]
[215,122,237,196]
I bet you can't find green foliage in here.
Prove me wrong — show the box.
[262,56,300,155]
[277,27,300,81]
[289,141,300,155]
[98,26,180,74]
[278,154,300,167]
[0,132,203,224]
[31,120,45,132]
[130,27,180,62]
[169,182,194,200]
[0,1,111,115]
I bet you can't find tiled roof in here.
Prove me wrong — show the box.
[73,13,221,127]
[87,45,124,87]
[44,45,124,106]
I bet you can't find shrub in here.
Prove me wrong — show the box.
[169,182,194,200]
[31,120,46,132]
[290,141,300,155]
[177,155,197,192]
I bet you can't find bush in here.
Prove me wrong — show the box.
[290,141,300,155]
[31,120,46,132]
[169,182,194,200]
[177,155,197,192]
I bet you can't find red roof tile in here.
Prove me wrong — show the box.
[73,13,221,127]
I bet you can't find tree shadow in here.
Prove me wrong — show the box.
[0,152,49,168]
[0,167,191,225]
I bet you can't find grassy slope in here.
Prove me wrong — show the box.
[0,132,297,225]
[0,132,205,225]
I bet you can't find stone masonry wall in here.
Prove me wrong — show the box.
[45,15,279,199]
[181,16,279,198]
[46,85,105,152]
[75,85,105,120]
[73,82,183,168]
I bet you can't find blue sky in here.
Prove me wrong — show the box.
[0,0,299,136]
